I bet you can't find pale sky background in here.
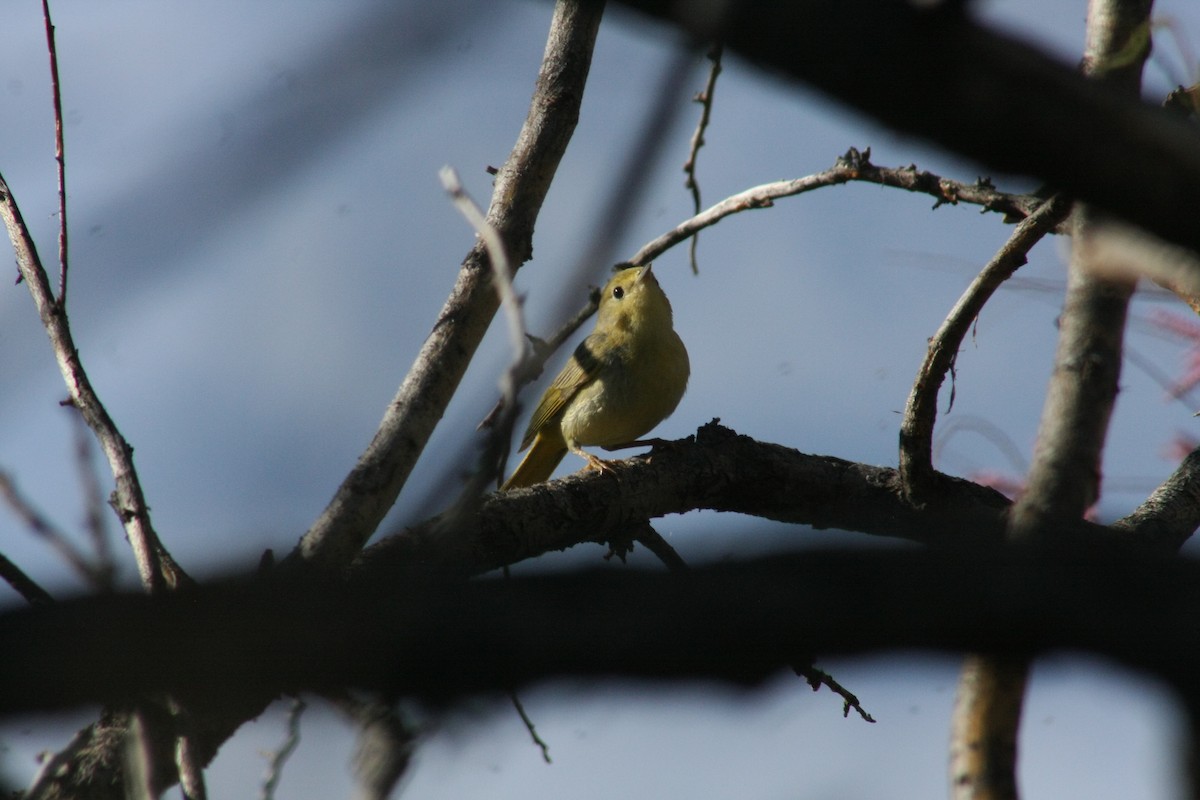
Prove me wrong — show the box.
[2,1,1200,797]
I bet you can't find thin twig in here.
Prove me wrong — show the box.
[0,469,104,588]
[898,193,1073,503]
[259,698,306,800]
[508,689,552,763]
[632,523,688,573]
[476,288,601,433]
[41,0,69,305]
[629,147,1057,267]
[68,406,115,588]
[439,165,529,491]
[628,521,874,720]
[0,551,54,606]
[681,44,722,274]
[795,663,877,723]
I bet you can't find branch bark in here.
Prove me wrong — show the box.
[0,174,185,593]
[4,547,1200,715]
[297,0,606,570]
[899,193,1073,503]
[18,4,607,798]
[610,0,1200,258]
[949,2,1153,797]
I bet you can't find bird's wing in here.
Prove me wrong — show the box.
[518,332,609,451]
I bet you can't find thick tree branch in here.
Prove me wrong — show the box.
[4,547,1200,715]
[360,422,1025,577]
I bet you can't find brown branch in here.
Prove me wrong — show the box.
[0,551,54,607]
[629,148,1052,267]
[361,422,1025,578]
[681,43,722,274]
[4,547,1200,715]
[950,4,1154,798]
[0,470,104,589]
[610,0,1200,256]
[22,6,610,799]
[899,193,1073,503]
[297,0,606,570]
[0,174,186,593]
[258,698,305,800]
[1113,445,1200,550]
[40,0,69,305]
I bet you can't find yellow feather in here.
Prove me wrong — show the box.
[503,264,688,490]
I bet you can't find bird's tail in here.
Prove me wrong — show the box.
[502,435,567,490]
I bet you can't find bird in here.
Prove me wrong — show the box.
[502,263,689,490]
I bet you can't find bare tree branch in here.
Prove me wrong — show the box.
[1114,445,1200,549]
[629,148,1053,267]
[4,547,1200,715]
[0,174,186,593]
[362,422,1017,576]
[0,470,102,589]
[681,44,722,274]
[297,0,607,570]
[0,551,54,607]
[258,699,305,800]
[899,193,1073,504]
[40,0,69,305]
[611,0,1200,256]
[950,3,1153,797]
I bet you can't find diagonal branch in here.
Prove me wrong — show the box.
[296,0,606,570]
[0,174,185,594]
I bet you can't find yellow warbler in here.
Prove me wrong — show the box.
[502,264,689,489]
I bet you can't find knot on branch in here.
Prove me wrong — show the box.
[834,146,872,174]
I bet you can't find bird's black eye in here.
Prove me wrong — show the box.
[612,286,624,300]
